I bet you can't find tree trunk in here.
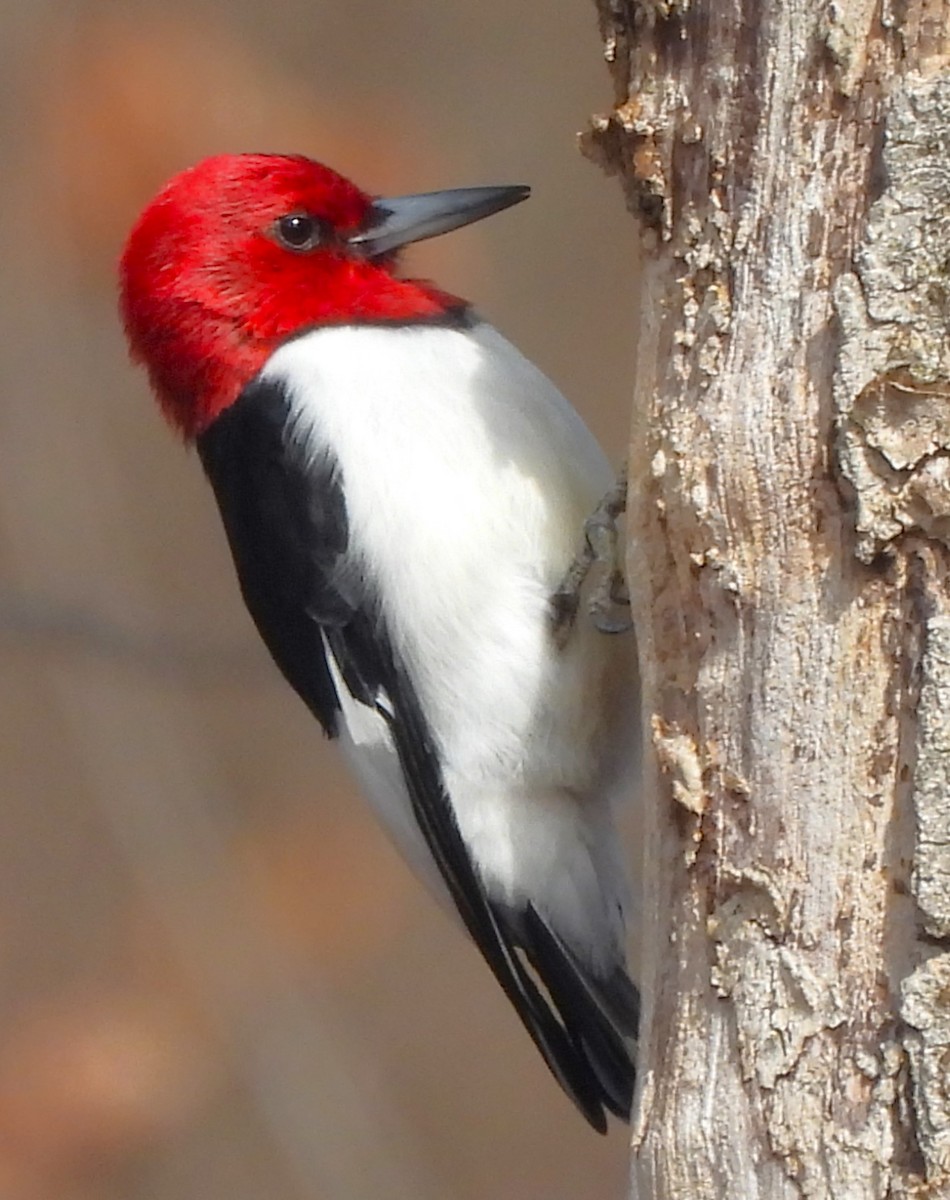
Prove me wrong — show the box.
[585,3,950,1196]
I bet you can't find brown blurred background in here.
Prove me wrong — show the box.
[0,2,637,1197]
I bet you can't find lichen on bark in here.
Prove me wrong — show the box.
[835,73,950,563]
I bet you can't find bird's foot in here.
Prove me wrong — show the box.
[551,465,632,646]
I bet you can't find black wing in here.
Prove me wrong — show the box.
[197,377,637,1131]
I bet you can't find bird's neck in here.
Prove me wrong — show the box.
[150,277,469,440]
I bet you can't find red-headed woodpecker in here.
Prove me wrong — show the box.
[119,154,638,1132]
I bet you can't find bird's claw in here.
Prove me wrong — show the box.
[551,466,632,647]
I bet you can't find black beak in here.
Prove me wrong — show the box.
[348,185,530,258]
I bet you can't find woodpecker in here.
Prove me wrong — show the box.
[119,153,638,1132]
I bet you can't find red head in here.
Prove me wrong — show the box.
[119,153,528,438]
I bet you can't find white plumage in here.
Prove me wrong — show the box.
[265,320,636,973]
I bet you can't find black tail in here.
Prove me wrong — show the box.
[506,904,638,1126]
[377,653,638,1131]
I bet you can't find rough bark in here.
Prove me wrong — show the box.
[585,3,950,1197]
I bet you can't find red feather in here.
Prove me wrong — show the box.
[119,154,460,438]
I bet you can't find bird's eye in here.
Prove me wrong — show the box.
[274,213,322,252]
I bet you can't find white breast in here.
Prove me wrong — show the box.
[264,321,631,954]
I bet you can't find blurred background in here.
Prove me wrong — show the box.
[0,2,637,1197]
